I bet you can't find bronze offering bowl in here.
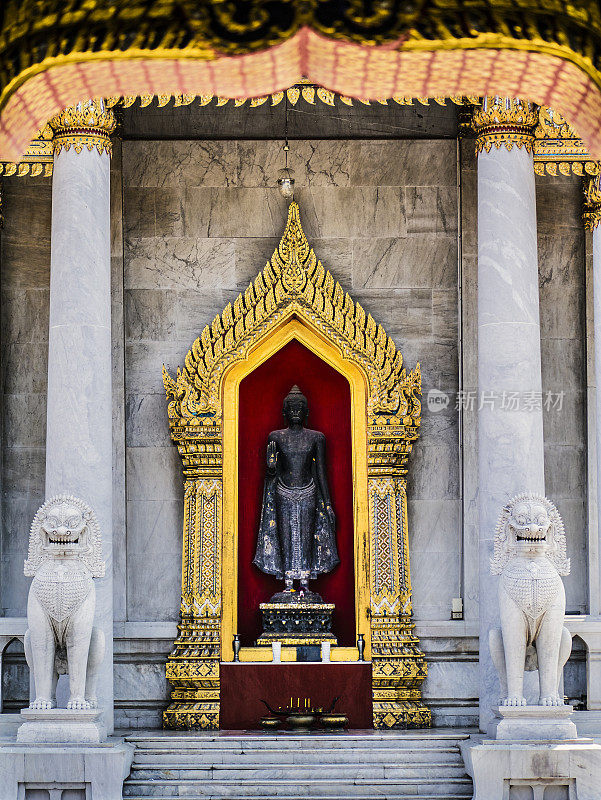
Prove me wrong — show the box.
[285,711,317,731]
[260,716,281,731]
[319,713,348,730]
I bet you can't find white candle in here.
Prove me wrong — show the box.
[272,642,282,663]
[321,641,331,663]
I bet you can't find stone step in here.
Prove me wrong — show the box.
[127,736,469,751]
[124,796,472,800]
[130,763,468,780]
[122,778,473,798]
[131,747,464,765]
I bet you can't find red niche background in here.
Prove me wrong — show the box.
[237,338,355,646]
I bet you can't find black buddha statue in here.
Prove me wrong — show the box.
[253,385,339,599]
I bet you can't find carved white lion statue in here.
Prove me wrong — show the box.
[24,495,105,711]
[489,493,572,707]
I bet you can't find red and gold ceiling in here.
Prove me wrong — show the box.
[1,1,601,161]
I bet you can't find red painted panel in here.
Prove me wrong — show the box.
[220,663,373,729]
[237,339,355,646]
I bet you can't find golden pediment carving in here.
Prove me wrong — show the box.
[163,201,421,437]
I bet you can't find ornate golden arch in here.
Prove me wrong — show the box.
[162,201,429,729]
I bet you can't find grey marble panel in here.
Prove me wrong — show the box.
[0,561,29,616]
[544,444,586,499]
[408,498,461,553]
[112,257,127,623]
[2,344,47,394]
[1,448,45,497]
[410,550,461,620]
[123,187,155,238]
[351,289,432,341]
[123,140,239,188]
[114,663,169,702]
[540,338,585,390]
[124,187,184,239]
[311,187,406,239]
[2,181,52,244]
[126,500,183,621]
[3,394,46,448]
[121,99,457,140]
[174,290,229,345]
[125,289,177,341]
[432,290,458,342]
[460,140,478,258]
[125,236,235,290]
[126,394,173,448]
[421,661,478,700]
[408,441,460,501]
[409,340,458,393]
[352,235,456,289]
[125,446,182,502]
[0,241,50,289]
[1,491,43,554]
[182,186,296,238]
[1,289,49,344]
[126,341,191,395]
[405,187,457,235]
[237,140,350,187]
[538,232,584,286]
[552,498,587,614]
[542,391,585,446]
[536,174,583,233]
[111,142,124,258]
[349,140,457,187]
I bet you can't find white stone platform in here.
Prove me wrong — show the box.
[496,704,578,740]
[463,705,601,799]
[0,737,134,800]
[17,707,107,743]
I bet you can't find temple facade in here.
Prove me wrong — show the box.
[1,90,601,797]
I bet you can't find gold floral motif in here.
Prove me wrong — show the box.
[163,201,428,729]
[584,175,601,231]
[471,97,539,155]
[49,100,116,157]
[533,106,600,177]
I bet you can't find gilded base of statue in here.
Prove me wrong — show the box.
[256,601,337,646]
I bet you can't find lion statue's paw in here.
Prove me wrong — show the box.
[31,698,54,710]
[541,694,564,706]
[67,697,91,710]
[502,696,527,707]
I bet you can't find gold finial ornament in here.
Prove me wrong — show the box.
[49,99,116,157]
[472,97,539,155]
[584,174,601,231]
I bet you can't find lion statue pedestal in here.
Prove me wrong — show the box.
[463,493,601,800]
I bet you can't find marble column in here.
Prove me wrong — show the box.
[473,98,545,731]
[46,101,116,731]
[585,178,601,620]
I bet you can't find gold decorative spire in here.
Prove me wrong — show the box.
[49,99,116,157]
[164,200,420,429]
[471,97,539,155]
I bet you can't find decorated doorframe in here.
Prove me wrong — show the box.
[162,202,430,729]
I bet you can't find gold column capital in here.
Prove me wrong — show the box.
[584,174,601,231]
[49,99,116,157]
[471,97,538,155]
